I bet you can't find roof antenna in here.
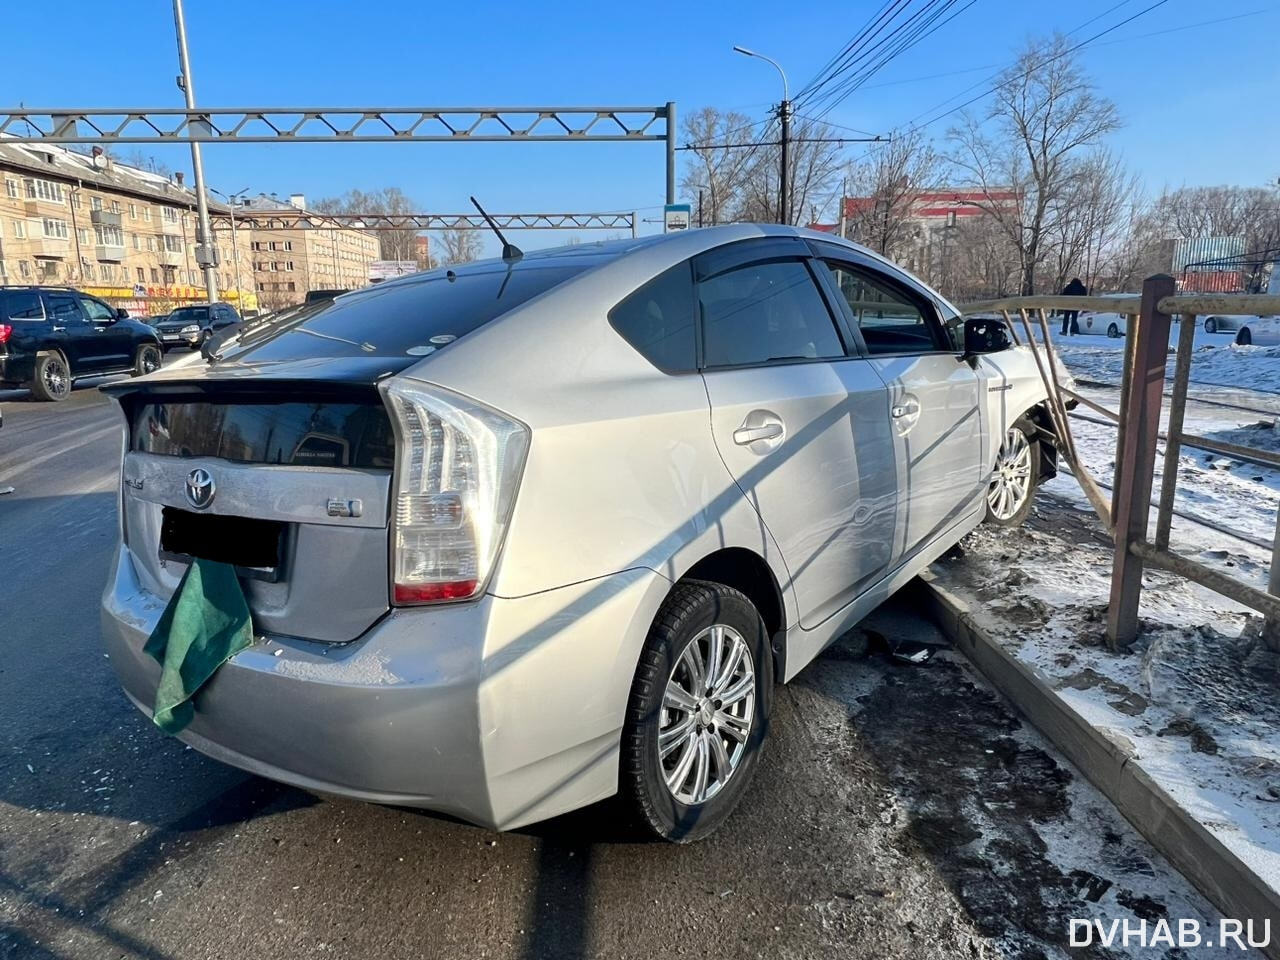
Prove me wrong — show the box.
[469,196,523,263]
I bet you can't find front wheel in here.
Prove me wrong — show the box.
[985,418,1039,527]
[133,343,163,377]
[1107,322,1120,338]
[622,580,772,843]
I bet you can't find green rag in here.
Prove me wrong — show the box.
[144,557,253,734]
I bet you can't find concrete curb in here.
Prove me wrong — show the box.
[918,572,1280,954]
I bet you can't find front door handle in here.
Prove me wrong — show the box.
[891,400,920,419]
[733,423,783,445]
[51,325,66,333]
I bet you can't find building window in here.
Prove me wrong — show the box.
[150,268,159,283]
[286,261,294,271]
[42,218,69,239]
[132,233,140,250]
[143,206,151,222]
[128,203,138,219]
[91,195,103,211]
[70,191,82,209]
[162,207,178,224]
[162,266,176,284]
[136,267,145,282]
[283,240,292,251]
[4,179,16,199]
[146,236,156,252]
[189,270,198,285]
[95,224,123,246]
[110,200,121,214]
[19,260,31,278]
[12,220,26,239]
[162,235,182,253]
[77,228,90,245]
[24,178,65,203]
[82,259,95,280]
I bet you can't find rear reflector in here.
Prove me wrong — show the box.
[393,580,480,604]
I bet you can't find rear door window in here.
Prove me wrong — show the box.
[45,293,86,324]
[698,259,845,368]
[0,290,43,320]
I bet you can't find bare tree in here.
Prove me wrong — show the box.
[736,117,844,225]
[947,34,1120,294]
[435,227,483,265]
[1149,184,1280,253]
[315,187,419,260]
[680,107,757,226]
[1044,149,1142,291]
[843,129,943,259]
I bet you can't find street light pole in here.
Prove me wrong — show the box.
[171,0,218,304]
[210,187,248,311]
[733,45,790,225]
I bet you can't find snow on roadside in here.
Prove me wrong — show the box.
[928,497,1280,919]
[1053,340,1280,395]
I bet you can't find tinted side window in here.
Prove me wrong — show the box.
[823,262,942,355]
[699,259,844,368]
[46,294,86,323]
[79,296,115,321]
[0,291,43,320]
[608,262,696,373]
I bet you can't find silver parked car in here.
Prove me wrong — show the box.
[101,225,1056,842]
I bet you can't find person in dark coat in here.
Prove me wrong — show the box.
[1061,277,1087,335]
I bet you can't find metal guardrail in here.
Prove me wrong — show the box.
[957,283,1280,650]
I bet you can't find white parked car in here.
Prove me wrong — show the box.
[1234,316,1280,345]
[100,225,1058,842]
[1203,315,1241,334]
[1078,310,1128,338]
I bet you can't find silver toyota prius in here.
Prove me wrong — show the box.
[101,224,1056,842]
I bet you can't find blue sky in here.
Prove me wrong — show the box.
[12,0,1279,253]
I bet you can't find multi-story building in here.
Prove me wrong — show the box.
[0,140,256,315]
[242,194,380,309]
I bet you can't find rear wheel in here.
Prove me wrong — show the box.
[622,580,772,843]
[133,343,162,377]
[985,418,1039,527]
[29,352,71,402]
[1237,327,1252,346]
[1107,322,1120,338]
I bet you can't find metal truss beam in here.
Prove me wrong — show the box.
[211,211,636,232]
[0,106,670,143]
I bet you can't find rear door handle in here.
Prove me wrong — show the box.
[892,400,920,419]
[52,325,66,333]
[733,423,783,444]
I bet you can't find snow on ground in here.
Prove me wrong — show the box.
[1040,323,1280,395]
[929,497,1280,917]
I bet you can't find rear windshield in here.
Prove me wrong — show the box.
[167,307,211,323]
[133,400,395,468]
[219,264,588,363]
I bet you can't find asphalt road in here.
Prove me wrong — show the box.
[0,375,1232,960]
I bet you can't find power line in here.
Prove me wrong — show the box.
[794,0,906,103]
[901,0,1173,132]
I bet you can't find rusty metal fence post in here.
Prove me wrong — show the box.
[1106,275,1176,650]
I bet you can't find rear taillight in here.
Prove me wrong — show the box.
[0,324,12,345]
[380,379,529,605]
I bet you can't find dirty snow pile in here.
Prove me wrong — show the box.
[928,498,1280,903]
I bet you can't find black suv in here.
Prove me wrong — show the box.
[0,287,163,401]
[153,302,241,351]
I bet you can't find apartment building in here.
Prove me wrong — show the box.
[0,140,257,315]
[242,194,380,309]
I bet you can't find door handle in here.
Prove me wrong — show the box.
[733,423,783,445]
[52,325,66,333]
[891,400,920,419]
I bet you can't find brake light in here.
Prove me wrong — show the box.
[380,379,529,605]
[0,324,11,345]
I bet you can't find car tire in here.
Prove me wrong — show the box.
[133,343,163,377]
[985,417,1039,527]
[1107,322,1120,338]
[1237,328,1252,346]
[1204,317,1217,334]
[622,579,772,844]
[28,352,71,402]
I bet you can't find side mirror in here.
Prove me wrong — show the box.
[115,308,130,320]
[963,317,1012,357]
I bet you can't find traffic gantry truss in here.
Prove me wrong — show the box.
[0,104,678,202]
[211,211,637,233]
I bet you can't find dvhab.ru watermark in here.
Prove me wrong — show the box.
[1071,919,1271,950]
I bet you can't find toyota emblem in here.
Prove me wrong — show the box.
[185,468,216,510]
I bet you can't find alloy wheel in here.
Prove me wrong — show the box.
[658,623,756,805]
[43,358,69,399]
[139,346,162,374]
[987,426,1032,521]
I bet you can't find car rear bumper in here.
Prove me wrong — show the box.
[100,543,668,830]
[0,355,36,384]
